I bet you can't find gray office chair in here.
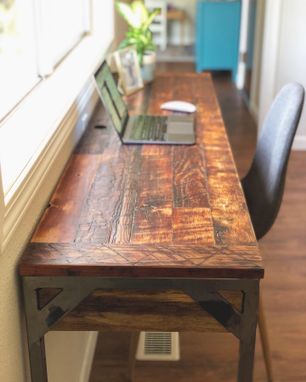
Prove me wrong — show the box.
[242,82,305,382]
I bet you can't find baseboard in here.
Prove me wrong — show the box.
[79,332,99,382]
[236,62,245,89]
[293,135,306,151]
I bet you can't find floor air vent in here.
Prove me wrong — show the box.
[136,332,180,361]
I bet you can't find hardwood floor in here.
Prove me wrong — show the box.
[156,45,195,63]
[90,63,306,382]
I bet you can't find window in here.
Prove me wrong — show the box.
[35,0,91,76]
[0,0,92,120]
[0,0,114,250]
[0,0,114,203]
[0,0,38,120]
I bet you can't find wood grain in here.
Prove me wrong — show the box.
[90,67,305,382]
[46,289,243,333]
[19,73,262,279]
[20,243,262,278]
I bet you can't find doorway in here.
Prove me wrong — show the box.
[146,0,196,63]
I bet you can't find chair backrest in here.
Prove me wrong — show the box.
[242,82,305,240]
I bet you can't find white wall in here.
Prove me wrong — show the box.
[46,332,98,381]
[236,0,250,89]
[0,170,3,251]
[259,0,306,149]
[249,0,265,119]
[237,0,265,117]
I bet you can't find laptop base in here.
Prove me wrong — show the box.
[123,115,195,145]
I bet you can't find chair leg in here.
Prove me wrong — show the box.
[258,295,274,382]
[127,331,140,382]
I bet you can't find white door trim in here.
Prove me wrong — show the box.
[236,0,250,89]
[258,0,283,129]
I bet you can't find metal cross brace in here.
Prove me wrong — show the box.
[22,276,259,382]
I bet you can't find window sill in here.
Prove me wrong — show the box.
[1,34,111,197]
[1,34,112,250]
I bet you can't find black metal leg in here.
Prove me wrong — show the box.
[22,277,94,382]
[237,283,259,382]
[21,276,260,382]
[23,280,48,382]
[28,338,48,382]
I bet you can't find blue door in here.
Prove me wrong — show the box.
[196,0,241,81]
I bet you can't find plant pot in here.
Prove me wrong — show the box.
[141,51,156,83]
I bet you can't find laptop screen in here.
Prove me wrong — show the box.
[94,61,128,136]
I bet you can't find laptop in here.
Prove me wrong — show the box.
[93,61,195,145]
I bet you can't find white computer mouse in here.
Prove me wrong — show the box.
[161,101,196,113]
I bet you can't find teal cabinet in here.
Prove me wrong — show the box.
[196,0,241,81]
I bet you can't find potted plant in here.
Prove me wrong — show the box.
[115,0,160,82]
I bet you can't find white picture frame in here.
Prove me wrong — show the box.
[114,47,144,95]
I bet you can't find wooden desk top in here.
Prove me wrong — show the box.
[19,73,263,279]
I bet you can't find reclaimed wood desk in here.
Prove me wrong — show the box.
[19,73,264,382]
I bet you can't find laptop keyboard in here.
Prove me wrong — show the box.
[130,116,167,141]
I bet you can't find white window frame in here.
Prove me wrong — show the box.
[0,0,115,252]
[34,0,92,76]
[0,0,40,121]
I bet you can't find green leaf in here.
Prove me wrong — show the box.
[115,2,141,28]
[143,8,160,29]
[131,1,148,25]
[118,40,132,49]
[116,0,158,59]
[136,33,146,44]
